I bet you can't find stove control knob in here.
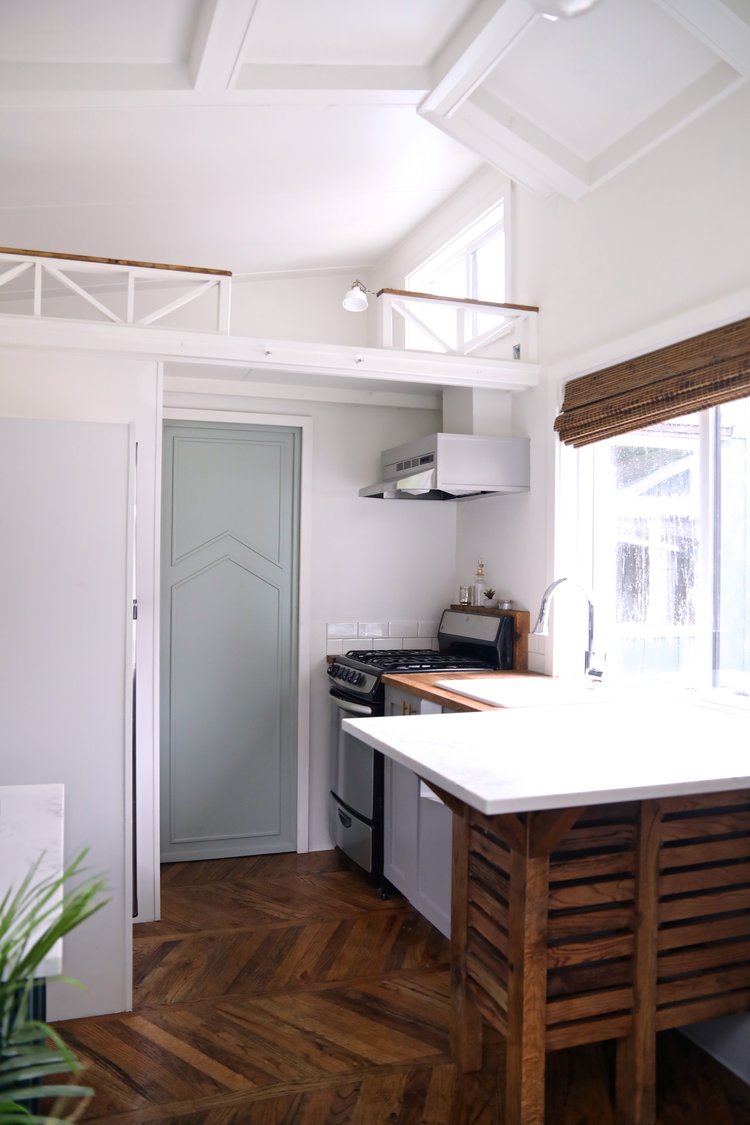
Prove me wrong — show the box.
[352,672,362,684]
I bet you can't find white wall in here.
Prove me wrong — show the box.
[163,384,457,850]
[0,347,160,1016]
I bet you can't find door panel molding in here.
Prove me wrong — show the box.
[160,409,312,859]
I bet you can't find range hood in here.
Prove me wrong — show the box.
[359,432,530,501]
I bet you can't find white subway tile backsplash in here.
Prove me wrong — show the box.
[373,636,400,650]
[327,621,357,639]
[403,638,432,650]
[326,639,343,656]
[389,620,418,638]
[358,621,388,638]
[417,620,439,638]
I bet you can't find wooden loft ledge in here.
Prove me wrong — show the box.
[0,246,232,332]
[0,250,540,397]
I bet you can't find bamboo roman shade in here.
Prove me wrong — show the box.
[554,315,750,447]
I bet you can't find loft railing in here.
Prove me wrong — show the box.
[376,287,539,362]
[0,247,232,333]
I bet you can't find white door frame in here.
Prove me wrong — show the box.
[153,406,313,900]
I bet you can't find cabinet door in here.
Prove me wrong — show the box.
[384,686,420,715]
[383,757,418,894]
[415,783,452,937]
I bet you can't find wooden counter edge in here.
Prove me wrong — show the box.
[381,670,546,712]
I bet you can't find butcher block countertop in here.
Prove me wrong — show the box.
[381,670,543,711]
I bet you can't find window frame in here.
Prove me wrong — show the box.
[563,404,749,711]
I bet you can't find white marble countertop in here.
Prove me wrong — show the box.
[343,701,750,815]
[0,783,65,977]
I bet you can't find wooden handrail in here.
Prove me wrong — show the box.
[377,287,538,314]
[0,246,232,276]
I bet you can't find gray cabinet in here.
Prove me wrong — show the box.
[383,686,453,937]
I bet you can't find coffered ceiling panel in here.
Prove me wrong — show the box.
[421,0,750,199]
[0,0,746,277]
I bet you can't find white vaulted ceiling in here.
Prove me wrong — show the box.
[0,0,747,276]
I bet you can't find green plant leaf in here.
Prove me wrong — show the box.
[0,848,107,1123]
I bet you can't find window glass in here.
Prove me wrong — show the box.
[716,397,750,697]
[584,396,749,707]
[590,416,701,684]
[404,202,505,352]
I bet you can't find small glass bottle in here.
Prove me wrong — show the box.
[471,558,485,606]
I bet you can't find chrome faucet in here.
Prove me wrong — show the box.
[532,578,603,679]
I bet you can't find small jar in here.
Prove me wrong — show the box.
[458,585,470,605]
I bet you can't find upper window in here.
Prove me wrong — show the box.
[404,202,506,352]
[577,397,750,706]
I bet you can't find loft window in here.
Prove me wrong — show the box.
[404,202,506,352]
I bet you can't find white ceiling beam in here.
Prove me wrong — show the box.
[235,63,430,104]
[189,0,261,91]
[423,0,535,118]
[0,64,429,109]
[164,373,442,410]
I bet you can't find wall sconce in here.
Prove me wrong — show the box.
[342,280,375,312]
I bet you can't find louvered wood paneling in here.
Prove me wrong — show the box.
[655,791,750,1030]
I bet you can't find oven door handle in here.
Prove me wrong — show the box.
[330,692,375,716]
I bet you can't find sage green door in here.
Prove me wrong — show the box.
[160,421,299,861]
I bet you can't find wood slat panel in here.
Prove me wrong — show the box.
[659,809,750,842]
[466,950,509,1020]
[546,986,633,1026]
[659,886,750,923]
[468,880,509,933]
[660,791,750,816]
[658,912,750,952]
[657,965,750,1006]
[660,861,750,896]
[547,905,635,940]
[658,938,750,979]
[547,960,634,1003]
[468,903,509,960]
[656,988,750,1031]
[469,851,510,901]
[546,1012,634,1051]
[550,851,634,881]
[548,877,634,911]
[547,932,634,970]
[661,834,750,869]
[470,827,512,873]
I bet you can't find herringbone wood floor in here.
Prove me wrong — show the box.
[53,850,750,1123]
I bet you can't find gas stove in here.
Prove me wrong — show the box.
[327,609,514,711]
[328,608,515,889]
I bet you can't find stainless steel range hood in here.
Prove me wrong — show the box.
[359,432,530,501]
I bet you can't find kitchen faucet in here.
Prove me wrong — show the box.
[532,578,604,679]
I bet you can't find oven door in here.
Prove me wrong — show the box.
[329,690,379,820]
[329,689,384,880]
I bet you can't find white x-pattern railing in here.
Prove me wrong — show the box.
[376,288,539,362]
[0,247,232,333]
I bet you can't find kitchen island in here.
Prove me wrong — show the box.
[343,703,750,1125]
